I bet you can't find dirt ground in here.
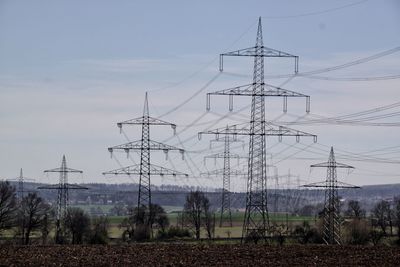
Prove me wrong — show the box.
[0,244,399,266]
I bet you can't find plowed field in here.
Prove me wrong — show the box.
[1,244,399,266]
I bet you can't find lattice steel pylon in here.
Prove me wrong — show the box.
[205,17,317,242]
[200,127,246,227]
[7,168,35,199]
[38,155,88,243]
[7,168,35,244]
[103,92,188,225]
[303,147,359,245]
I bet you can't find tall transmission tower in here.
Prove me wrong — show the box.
[38,155,88,243]
[303,147,359,245]
[103,92,188,225]
[200,127,246,227]
[205,17,317,242]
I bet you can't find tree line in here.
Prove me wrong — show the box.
[2,179,400,245]
[0,181,109,244]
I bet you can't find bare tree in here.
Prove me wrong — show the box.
[394,197,400,241]
[120,204,168,242]
[0,181,17,234]
[65,207,90,244]
[202,196,214,240]
[148,204,169,232]
[40,210,53,244]
[89,216,110,244]
[372,200,391,235]
[184,191,213,240]
[184,191,204,240]
[19,193,50,245]
[345,200,365,219]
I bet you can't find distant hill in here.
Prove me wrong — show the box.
[4,181,400,212]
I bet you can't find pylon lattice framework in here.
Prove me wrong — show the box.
[7,168,35,199]
[303,147,359,245]
[103,92,188,225]
[7,168,35,244]
[204,17,317,242]
[200,127,246,227]
[38,155,87,243]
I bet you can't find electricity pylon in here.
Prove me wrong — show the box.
[103,92,188,225]
[38,155,87,243]
[7,168,35,244]
[303,147,359,245]
[200,127,246,227]
[7,168,35,199]
[205,17,317,242]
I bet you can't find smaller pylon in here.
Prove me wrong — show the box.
[103,92,187,228]
[303,147,360,245]
[200,128,246,227]
[7,168,35,244]
[7,168,35,199]
[38,155,88,243]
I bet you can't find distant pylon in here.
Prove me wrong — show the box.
[38,155,87,243]
[7,168,35,199]
[200,127,246,227]
[103,92,188,226]
[303,147,360,245]
[205,17,316,242]
[7,168,35,244]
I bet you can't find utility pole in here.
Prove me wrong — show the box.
[38,155,88,243]
[204,17,317,242]
[200,127,246,227]
[103,92,188,226]
[303,147,360,245]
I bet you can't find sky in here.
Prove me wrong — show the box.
[0,0,399,190]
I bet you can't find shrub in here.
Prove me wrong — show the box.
[343,219,370,245]
[88,216,110,244]
[133,224,151,242]
[156,226,192,240]
[293,221,323,244]
[369,229,384,246]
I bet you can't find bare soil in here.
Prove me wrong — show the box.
[0,244,399,266]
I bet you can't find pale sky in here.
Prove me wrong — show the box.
[0,0,399,190]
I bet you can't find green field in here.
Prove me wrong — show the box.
[67,204,315,239]
[104,210,315,239]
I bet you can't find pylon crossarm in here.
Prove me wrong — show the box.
[201,169,245,176]
[117,116,176,132]
[199,123,317,142]
[220,46,298,72]
[206,84,309,112]
[208,83,307,97]
[302,181,360,189]
[108,140,184,154]
[38,183,88,190]
[266,123,317,141]
[311,162,355,168]
[103,164,189,177]
[7,177,35,182]
[335,181,360,188]
[198,123,249,139]
[221,46,297,58]
[44,167,83,173]
[205,152,243,159]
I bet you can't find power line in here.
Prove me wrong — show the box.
[262,0,368,19]
[224,46,400,79]
[157,72,221,119]
[303,74,400,81]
